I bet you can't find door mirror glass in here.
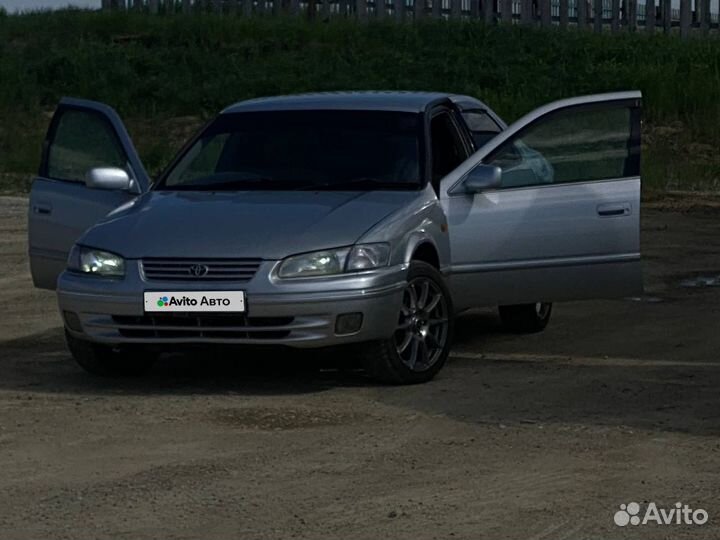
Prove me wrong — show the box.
[464,165,502,193]
[85,167,132,191]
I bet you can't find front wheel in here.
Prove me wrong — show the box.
[65,330,156,376]
[498,302,552,333]
[360,261,454,385]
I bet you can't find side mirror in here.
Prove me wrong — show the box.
[85,167,132,192]
[464,165,502,194]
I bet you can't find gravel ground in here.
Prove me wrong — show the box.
[1,195,719,539]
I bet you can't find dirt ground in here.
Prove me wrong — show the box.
[1,195,719,539]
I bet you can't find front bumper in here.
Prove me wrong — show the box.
[58,260,407,348]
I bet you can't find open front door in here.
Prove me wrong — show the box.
[439,92,642,310]
[28,98,150,290]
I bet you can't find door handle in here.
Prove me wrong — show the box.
[597,202,631,217]
[32,203,52,215]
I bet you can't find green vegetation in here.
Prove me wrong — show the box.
[1,10,720,194]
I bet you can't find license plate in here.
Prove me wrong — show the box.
[144,291,245,313]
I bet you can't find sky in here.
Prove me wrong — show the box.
[0,0,100,12]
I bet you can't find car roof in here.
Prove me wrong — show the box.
[222,91,456,114]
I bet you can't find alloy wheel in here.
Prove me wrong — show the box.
[394,277,449,372]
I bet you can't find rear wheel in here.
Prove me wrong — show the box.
[361,261,453,385]
[498,302,552,333]
[65,330,156,376]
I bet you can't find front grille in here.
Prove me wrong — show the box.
[141,258,262,282]
[111,314,294,340]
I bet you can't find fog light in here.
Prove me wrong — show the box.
[335,312,363,335]
[63,311,83,332]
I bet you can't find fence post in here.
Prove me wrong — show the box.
[700,0,710,35]
[451,0,461,18]
[520,0,532,24]
[540,0,550,25]
[394,0,404,19]
[501,0,512,22]
[376,0,386,17]
[593,0,602,31]
[431,0,441,18]
[559,0,568,27]
[627,0,636,30]
[577,0,587,28]
[679,0,690,37]
[482,0,494,23]
[610,0,619,31]
[357,0,368,19]
[661,0,671,33]
[645,0,654,32]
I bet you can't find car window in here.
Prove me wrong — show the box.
[461,110,503,149]
[161,110,424,191]
[47,109,128,183]
[430,112,467,185]
[484,105,636,189]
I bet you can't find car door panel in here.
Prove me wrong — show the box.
[28,98,149,290]
[439,92,642,310]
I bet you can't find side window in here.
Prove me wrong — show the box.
[47,109,128,183]
[461,110,503,149]
[485,105,638,189]
[430,112,467,184]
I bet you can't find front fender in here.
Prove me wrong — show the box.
[358,185,451,273]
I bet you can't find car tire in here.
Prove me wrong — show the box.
[65,329,156,377]
[360,261,454,385]
[498,302,552,333]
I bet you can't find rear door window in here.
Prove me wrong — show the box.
[461,110,503,149]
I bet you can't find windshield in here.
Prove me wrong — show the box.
[157,110,424,191]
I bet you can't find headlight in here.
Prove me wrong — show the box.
[277,243,390,278]
[68,246,125,277]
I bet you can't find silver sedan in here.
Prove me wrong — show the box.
[28,91,642,384]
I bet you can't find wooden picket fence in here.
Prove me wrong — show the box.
[102,0,718,38]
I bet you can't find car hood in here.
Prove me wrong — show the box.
[80,190,421,259]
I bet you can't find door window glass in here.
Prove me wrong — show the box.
[461,110,503,148]
[430,112,467,184]
[484,105,638,189]
[47,109,127,183]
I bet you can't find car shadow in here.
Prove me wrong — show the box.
[0,326,370,397]
[3,321,720,438]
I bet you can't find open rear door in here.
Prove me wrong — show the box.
[28,98,150,290]
[439,92,642,309]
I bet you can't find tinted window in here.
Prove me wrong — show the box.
[47,109,127,183]
[461,110,503,149]
[430,112,467,184]
[160,110,423,191]
[484,105,637,189]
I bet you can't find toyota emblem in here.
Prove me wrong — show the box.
[189,264,209,277]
